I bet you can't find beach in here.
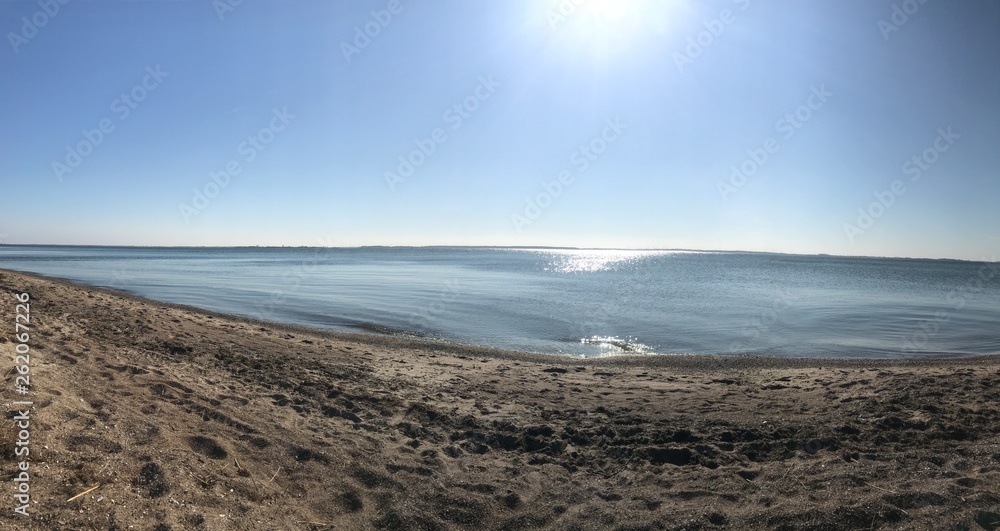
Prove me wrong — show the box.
[1,268,998,530]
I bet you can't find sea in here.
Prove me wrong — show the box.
[1,246,997,359]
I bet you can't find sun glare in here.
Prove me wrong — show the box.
[544,0,669,57]
[586,0,631,23]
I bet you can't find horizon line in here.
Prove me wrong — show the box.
[0,243,994,264]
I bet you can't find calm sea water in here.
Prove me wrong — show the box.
[0,246,997,359]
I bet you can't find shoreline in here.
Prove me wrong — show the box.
[1,268,998,529]
[3,268,997,368]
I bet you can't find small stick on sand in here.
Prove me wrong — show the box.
[864,482,896,495]
[96,460,114,476]
[67,485,100,503]
[269,467,281,483]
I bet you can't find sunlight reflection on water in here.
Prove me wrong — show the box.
[580,335,655,356]
[516,249,696,273]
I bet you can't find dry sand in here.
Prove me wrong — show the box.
[0,268,998,530]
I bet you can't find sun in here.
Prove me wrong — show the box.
[541,0,680,62]
[545,0,658,35]
[585,0,632,23]
[548,0,647,24]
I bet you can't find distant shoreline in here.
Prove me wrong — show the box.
[1,243,994,264]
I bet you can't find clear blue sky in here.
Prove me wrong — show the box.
[1,0,998,261]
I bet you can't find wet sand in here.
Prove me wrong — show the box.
[0,268,998,530]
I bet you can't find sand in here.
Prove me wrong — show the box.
[0,268,997,530]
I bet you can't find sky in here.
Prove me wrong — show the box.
[1,0,998,261]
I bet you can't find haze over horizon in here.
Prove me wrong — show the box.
[2,0,998,261]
